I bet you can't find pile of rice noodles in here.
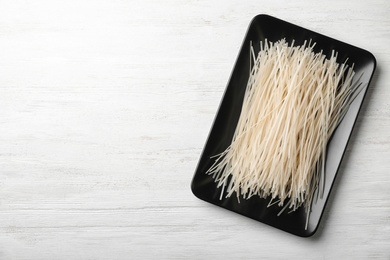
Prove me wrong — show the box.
[207,39,361,228]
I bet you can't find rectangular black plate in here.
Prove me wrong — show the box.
[191,14,376,237]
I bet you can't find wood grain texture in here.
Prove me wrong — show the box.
[0,0,389,259]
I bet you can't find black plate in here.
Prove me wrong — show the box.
[191,14,376,237]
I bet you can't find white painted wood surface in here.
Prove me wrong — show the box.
[0,0,389,259]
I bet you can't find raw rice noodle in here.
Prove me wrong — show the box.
[206,39,361,228]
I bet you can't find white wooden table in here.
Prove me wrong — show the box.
[1,0,389,259]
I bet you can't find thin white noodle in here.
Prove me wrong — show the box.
[206,39,357,229]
